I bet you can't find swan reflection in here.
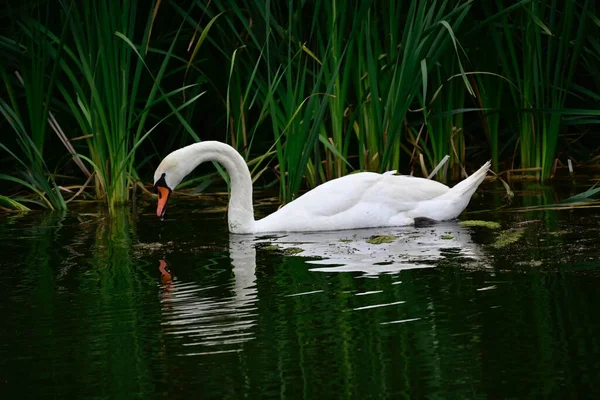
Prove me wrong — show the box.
[158,223,487,354]
[252,222,488,276]
[158,237,258,355]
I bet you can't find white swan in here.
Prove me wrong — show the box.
[153,141,491,234]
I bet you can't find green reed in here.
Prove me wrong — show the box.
[31,0,205,212]
[187,0,345,202]
[488,0,592,180]
[353,2,473,174]
[186,0,474,202]
[0,14,67,210]
[418,57,469,182]
[2,0,599,211]
[471,56,506,172]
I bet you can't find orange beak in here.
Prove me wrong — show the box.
[156,186,170,217]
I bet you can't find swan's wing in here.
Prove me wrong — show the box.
[293,172,450,217]
[295,172,380,217]
[363,174,450,206]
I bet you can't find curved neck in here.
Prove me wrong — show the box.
[179,141,255,233]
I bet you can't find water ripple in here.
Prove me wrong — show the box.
[353,300,406,310]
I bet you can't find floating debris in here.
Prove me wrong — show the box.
[459,220,501,229]
[282,247,304,255]
[548,230,569,236]
[491,229,524,248]
[262,244,282,251]
[441,234,454,240]
[366,235,398,244]
[261,244,304,255]
[516,260,544,267]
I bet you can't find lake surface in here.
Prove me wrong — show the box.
[1,183,600,399]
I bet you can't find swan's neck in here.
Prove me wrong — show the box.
[178,142,255,233]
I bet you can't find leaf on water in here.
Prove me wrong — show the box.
[459,220,501,229]
[262,245,282,251]
[511,183,600,211]
[491,229,524,248]
[260,245,304,255]
[282,247,304,255]
[366,235,398,244]
[560,184,600,204]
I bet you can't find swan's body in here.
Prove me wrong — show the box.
[153,141,490,234]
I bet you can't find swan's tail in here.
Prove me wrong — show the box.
[449,160,491,199]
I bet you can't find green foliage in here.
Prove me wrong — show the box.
[1,1,206,212]
[188,0,474,200]
[459,220,501,229]
[419,60,469,181]
[1,0,600,210]
[46,1,204,211]
[560,184,600,204]
[0,15,67,210]
[484,0,594,180]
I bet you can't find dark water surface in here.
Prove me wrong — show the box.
[1,184,600,399]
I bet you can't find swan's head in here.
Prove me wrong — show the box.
[153,152,186,218]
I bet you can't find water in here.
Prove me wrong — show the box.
[1,184,600,399]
